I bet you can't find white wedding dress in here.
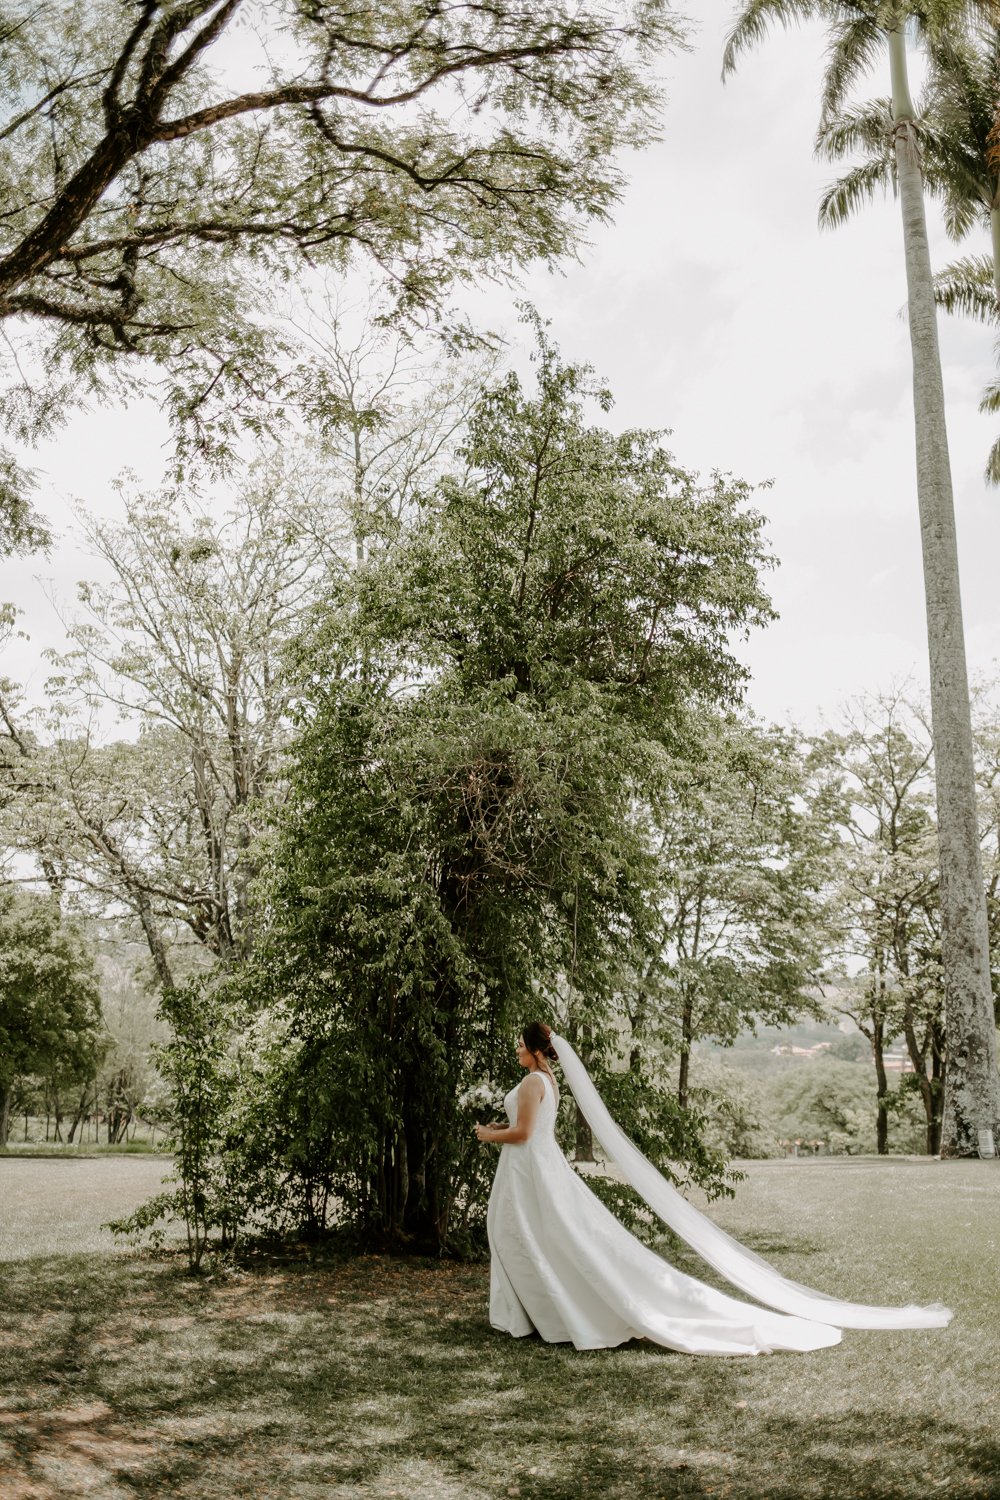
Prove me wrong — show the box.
[487,1056,951,1357]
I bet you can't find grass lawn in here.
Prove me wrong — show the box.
[0,1157,998,1499]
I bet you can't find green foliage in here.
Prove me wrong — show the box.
[807,692,944,1153]
[631,713,835,1098]
[828,1031,874,1062]
[106,980,235,1271]
[687,1055,783,1159]
[222,332,776,1253]
[769,1056,877,1152]
[0,890,106,1145]
[0,452,49,558]
[0,0,684,474]
[766,1056,926,1154]
[594,1050,742,1195]
[10,471,338,984]
[568,1046,744,1244]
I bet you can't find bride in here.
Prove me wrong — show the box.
[475,1022,952,1356]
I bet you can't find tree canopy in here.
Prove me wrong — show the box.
[0,0,683,488]
[221,333,777,1252]
[0,890,105,1144]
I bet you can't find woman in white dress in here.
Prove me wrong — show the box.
[476,1022,952,1356]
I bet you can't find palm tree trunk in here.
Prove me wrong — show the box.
[889,24,1000,1154]
[990,205,1000,305]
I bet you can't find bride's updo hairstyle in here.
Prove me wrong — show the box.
[522,1021,558,1061]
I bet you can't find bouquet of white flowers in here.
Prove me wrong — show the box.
[457,1081,506,1123]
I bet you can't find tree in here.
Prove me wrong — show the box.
[106,978,235,1271]
[0,0,682,494]
[229,332,777,1252]
[280,289,502,563]
[629,714,833,1110]
[809,692,945,1153]
[6,463,337,981]
[724,0,1000,1156]
[85,939,169,1143]
[686,1053,782,1159]
[767,1055,925,1154]
[815,24,1000,482]
[970,679,1000,1025]
[0,889,105,1145]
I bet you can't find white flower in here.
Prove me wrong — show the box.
[457,1082,505,1112]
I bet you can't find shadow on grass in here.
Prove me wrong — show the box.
[0,1251,996,1499]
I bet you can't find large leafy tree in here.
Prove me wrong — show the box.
[809,692,944,1153]
[0,889,106,1145]
[6,464,337,980]
[231,333,776,1252]
[4,323,502,982]
[630,714,833,1110]
[724,0,1000,1157]
[0,0,681,495]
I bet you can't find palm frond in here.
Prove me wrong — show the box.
[819,158,897,226]
[919,121,993,207]
[939,192,983,239]
[984,429,1000,486]
[816,98,893,160]
[934,255,999,321]
[821,16,886,122]
[722,0,825,77]
[979,375,1000,413]
[920,31,998,225]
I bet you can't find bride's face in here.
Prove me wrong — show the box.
[516,1035,535,1069]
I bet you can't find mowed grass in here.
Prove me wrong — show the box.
[0,1158,998,1499]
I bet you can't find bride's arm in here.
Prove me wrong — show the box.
[475,1075,545,1145]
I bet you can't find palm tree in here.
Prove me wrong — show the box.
[924,31,1000,483]
[724,1,1000,1157]
[817,28,1000,481]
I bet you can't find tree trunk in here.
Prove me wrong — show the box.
[902,1009,936,1152]
[134,885,175,990]
[900,998,945,1154]
[67,1085,90,1145]
[930,1033,945,1154]
[678,989,693,1110]
[0,1083,10,1147]
[394,1129,408,1238]
[889,25,1000,1154]
[574,1103,596,1162]
[873,1019,889,1155]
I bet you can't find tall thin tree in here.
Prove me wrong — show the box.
[816,26,1000,480]
[724,0,1000,1155]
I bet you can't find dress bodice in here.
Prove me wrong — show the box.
[503,1072,558,1139]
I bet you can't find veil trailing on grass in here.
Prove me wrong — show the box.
[549,1032,952,1331]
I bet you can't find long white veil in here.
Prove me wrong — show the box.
[549,1032,951,1330]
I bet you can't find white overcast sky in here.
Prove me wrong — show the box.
[6,0,1000,733]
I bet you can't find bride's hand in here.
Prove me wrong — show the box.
[475,1122,502,1141]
